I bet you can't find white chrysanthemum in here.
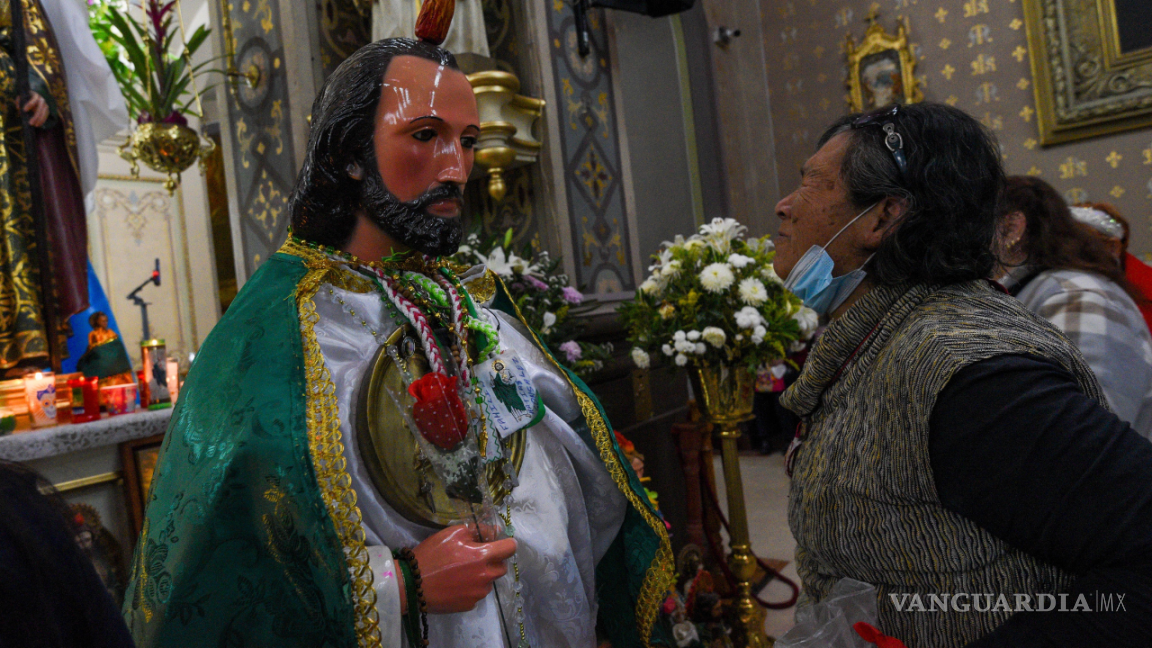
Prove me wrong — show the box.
[660,259,682,278]
[694,342,706,355]
[699,263,735,293]
[639,277,663,296]
[727,254,754,269]
[674,339,696,354]
[761,264,783,285]
[631,347,651,369]
[735,334,744,342]
[738,278,768,306]
[792,306,820,339]
[687,330,701,341]
[662,344,674,356]
[675,353,688,366]
[751,325,767,345]
[702,327,726,348]
[735,306,763,329]
[673,330,686,342]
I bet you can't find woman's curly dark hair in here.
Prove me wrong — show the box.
[288,38,457,248]
[817,102,1004,286]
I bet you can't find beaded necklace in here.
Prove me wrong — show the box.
[304,241,529,646]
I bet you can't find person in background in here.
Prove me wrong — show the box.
[0,461,134,648]
[1069,202,1152,333]
[995,176,1152,437]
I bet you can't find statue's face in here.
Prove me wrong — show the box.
[356,55,478,256]
[373,56,479,217]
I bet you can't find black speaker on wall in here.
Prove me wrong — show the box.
[588,0,696,18]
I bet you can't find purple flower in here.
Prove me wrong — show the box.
[559,341,582,363]
[525,275,549,291]
[561,286,584,304]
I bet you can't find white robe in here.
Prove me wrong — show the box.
[313,267,626,647]
[39,0,129,210]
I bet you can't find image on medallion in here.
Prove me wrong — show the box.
[119,433,165,541]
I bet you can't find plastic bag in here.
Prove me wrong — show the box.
[775,578,878,648]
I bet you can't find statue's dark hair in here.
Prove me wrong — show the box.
[288,39,458,248]
[817,102,1004,286]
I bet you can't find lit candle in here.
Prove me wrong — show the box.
[166,358,180,404]
[23,371,56,428]
[72,377,101,423]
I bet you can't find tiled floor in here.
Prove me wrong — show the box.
[710,453,799,639]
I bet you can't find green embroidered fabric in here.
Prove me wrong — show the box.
[123,252,671,647]
[123,254,357,648]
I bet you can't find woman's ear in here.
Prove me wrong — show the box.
[863,196,908,248]
[346,162,364,180]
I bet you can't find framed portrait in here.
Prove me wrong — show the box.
[845,18,923,112]
[119,433,165,542]
[1023,0,1152,145]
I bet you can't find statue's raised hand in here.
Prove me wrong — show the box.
[411,524,517,614]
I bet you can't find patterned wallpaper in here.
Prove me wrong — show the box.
[758,0,1152,259]
[544,2,637,293]
[220,0,297,276]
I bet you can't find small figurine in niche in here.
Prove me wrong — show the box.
[76,312,134,390]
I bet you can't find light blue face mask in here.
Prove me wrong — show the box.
[783,203,878,316]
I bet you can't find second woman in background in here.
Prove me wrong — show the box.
[995,176,1152,438]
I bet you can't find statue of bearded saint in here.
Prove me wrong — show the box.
[123,21,673,648]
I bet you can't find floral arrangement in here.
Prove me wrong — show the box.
[89,0,213,125]
[619,218,818,371]
[452,230,614,377]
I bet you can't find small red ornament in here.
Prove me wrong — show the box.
[414,0,456,46]
[854,622,909,648]
[409,372,469,450]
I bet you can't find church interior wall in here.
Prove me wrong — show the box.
[744,0,1152,258]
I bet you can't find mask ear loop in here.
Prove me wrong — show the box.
[822,201,880,250]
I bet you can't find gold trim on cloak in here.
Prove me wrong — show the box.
[281,239,382,648]
[492,274,674,647]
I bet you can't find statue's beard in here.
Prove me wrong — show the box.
[359,167,465,257]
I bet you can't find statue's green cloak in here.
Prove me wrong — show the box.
[123,244,673,648]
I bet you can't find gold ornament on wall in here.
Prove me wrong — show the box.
[467,71,544,201]
[1022,0,1152,145]
[844,9,923,112]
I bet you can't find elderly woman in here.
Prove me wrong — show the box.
[774,102,1152,647]
[994,178,1152,437]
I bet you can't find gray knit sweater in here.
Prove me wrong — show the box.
[782,280,1105,648]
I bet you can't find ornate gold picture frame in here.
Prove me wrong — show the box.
[845,17,923,112]
[1023,0,1152,145]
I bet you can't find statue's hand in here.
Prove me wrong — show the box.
[22,92,48,128]
[411,524,517,614]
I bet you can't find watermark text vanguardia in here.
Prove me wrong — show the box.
[889,592,1127,613]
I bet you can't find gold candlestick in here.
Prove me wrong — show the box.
[691,364,772,648]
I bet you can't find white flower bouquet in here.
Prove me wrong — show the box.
[619,218,814,371]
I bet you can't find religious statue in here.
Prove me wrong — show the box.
[122,3,672,647]
[0,0,127,371]
[76,311,134,389]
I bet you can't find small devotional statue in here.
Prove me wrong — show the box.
[76,312,134,388]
